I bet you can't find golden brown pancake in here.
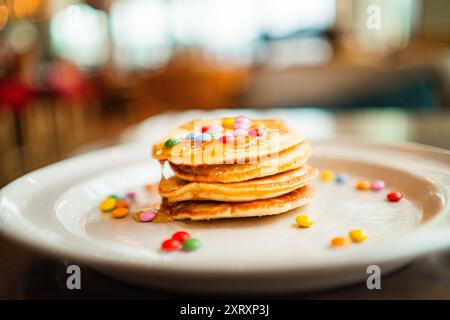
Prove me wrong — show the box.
[170,142,311,183]
[152,118,304,166]
[160,185,315,220]
[159,165,318,203]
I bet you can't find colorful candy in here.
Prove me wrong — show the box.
[320,170,334,182]
[295,215,314,228]
[115,199,129,208]
[235,115,251,124]
[335,172,348,184]
[135,209,157,222]
[349,229,368,242]
[206,125,224,135]
[126,192,136,201]
[248,128,263,137]
[164,137,180,148]
[233,128,248,136]
[356,180,371,190]
[182,238,201,252]
[330,236,351,248]
[233,122,249,130]
[161,239,181,251]
[185,132,196,140]
[387,191,403,202]
[371,180,385,191]
[218,135,233,144]
[111,207,129,219]
[222,117,235,128]
[99,197,117,212]
[200,133,212,142]
[172,231,191,242]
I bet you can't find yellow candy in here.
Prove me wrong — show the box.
[356,180,371,190]
[222,117,235,128]
[320,170,334,182]
[295,215,314,228]
[99,197,117,212]
[349,229,368,242]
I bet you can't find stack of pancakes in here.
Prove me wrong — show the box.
[152,117,317,220]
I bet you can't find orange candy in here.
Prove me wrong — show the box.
[356,180,371,190]
[116,199,129,208]
[111,207,129,219]
[330,236,351,248]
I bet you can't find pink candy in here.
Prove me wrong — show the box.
[140,210,156,222]
[126,192,136,201]
[233,128,248,136]
[207,125,224,135]
[371,180,385,191]
[234,116,251,131]
[235,115,251,123]
[233,122,249,130]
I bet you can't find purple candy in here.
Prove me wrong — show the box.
[140,210,156,222]
[126,192,136,201]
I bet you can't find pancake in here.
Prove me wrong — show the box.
[152,118,304,166]
[159,165,318,203]
[170,142,311,183]
[160,185,315,220]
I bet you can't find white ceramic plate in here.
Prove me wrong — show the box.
[1,138,450,294]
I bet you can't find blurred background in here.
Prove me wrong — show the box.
[0,0,449,186]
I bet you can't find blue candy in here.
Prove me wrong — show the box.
[335,172,349,184]
[185,132,196,140]
[200,133,212,142]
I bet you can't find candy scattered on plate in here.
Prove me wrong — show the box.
[371,179,385,191]
[161,231,201,252]
[355,180,371,190]
[349,229,368,242]
[320,170,334,182]
[295,214,314,228]
[387,191,403,202]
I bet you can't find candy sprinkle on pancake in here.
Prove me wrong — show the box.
[152,118,304,166]
[160,185,315,221]
[159,165,318,203]
[170,142,312,183]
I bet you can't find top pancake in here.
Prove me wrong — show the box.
[152,118,304,166]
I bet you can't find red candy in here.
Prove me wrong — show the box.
[218,135,233,143]
[249,128,263,137]
[387,191,403,202]
[201,126,209,133]
[161,239,181,251]
[172,231,190,243]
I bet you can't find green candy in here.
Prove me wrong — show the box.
[182,238,201,252]
[109,194,120,200]
[164,137,180,148]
